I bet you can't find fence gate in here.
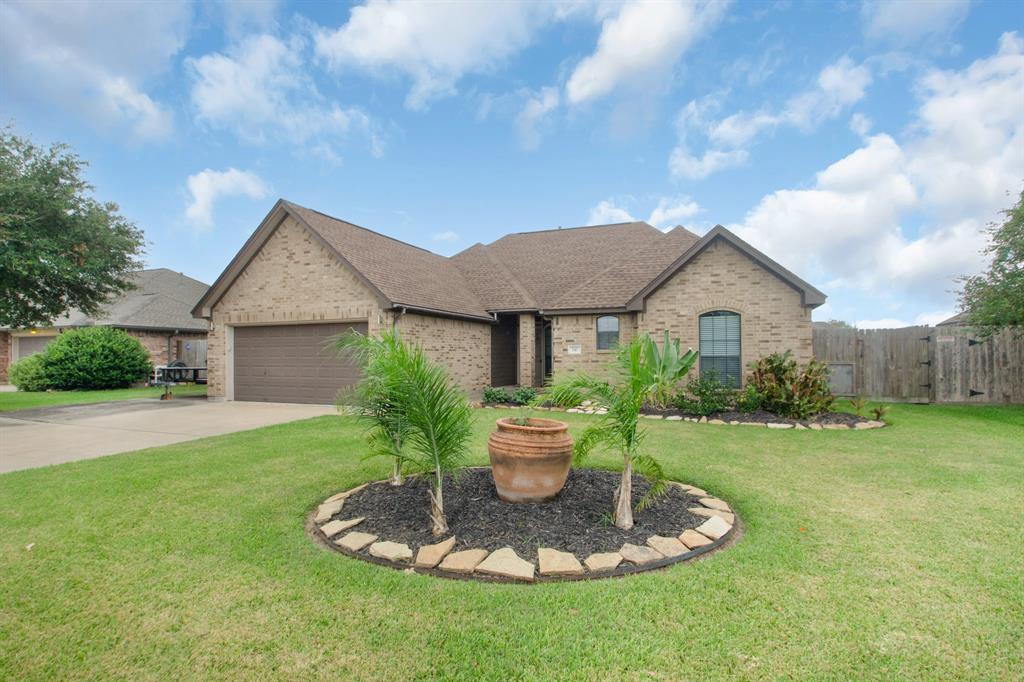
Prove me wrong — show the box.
[932,326,1024,403]
[814,326,932,402]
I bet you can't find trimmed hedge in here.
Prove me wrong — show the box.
[9,354,52,392]
[32,327,152,390]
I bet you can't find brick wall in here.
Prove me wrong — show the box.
[388,311,491,397]
[207,216,490,398]
[518,314,536,386]
[127,330,208,368]
[550,313,638,377]
[0,331,10,383]
[639,238,812,380]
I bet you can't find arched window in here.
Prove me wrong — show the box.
[699,311,741,387]
[596,315,619,350]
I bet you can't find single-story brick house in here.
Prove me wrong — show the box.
[191,200,825,404]
[1,269,209,382]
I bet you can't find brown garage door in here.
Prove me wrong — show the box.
[233,322,367,404]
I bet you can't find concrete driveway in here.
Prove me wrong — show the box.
[0,398,335,474]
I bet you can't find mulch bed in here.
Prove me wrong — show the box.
[338,468,705,562]
[638,405,869,426]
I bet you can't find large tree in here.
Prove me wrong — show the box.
[0,128,145,329]
[957,190,1024,337]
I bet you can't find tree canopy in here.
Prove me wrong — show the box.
[958,190,1024,337]
[0,128,145,328]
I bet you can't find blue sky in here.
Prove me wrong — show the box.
[2,0,1022,327]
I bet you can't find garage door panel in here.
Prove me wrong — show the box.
[233,322,366,404]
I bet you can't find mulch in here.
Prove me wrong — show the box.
[337,468,705,562]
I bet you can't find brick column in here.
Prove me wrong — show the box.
[518,314,535,387]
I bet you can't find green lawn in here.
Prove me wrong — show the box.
[0,383,207,413]
[1,404,1021,680]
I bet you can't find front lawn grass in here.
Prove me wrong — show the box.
[1,404,1021,680]
[0,383,207,413]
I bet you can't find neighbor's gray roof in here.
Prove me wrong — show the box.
[936,312,968,326]
[51,269,209,331]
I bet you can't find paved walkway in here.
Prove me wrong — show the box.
[0,398,335,473]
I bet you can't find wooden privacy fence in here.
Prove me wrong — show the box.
[813,325,1024,404]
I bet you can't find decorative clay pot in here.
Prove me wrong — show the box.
[487,417,574,503]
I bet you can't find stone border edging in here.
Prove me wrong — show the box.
[308,472,741,583]
[481,404,887,430]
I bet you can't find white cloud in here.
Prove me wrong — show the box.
[516,87,560,151]
[185,168,270,230]
[588,196,704,228]
[315,1,557,110]
[648,196,702,229]
[566,0,728,106]
[0,0,189,140]
[432,231,459,243]
[849,112,873,136]
[188,34,381,160]
[855,310,954,329]
[729,33,1023,308]
[588,200,636,225]
[862,0,970,46]
[707,57,872,146]
[671,56,871,178]
[669,146,749,179]
[220,0,280,39]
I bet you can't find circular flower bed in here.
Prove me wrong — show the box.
[310,468,738,582]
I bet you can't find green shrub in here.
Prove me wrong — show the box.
[747,351,834,419]
[674,370,731,416]
[9,354,51,392]
[482,386,513,404]
[544,377,585,408]
[735,384,764,413]
[848,396,867,417]
[42,327,152,390]
[510,386,537,406]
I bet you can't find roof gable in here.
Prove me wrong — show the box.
[193,200,493,321]
[627,225,826,310]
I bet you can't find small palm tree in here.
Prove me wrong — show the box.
[334,330,411,485]
[564,333,697,530]
[336,330,471,535]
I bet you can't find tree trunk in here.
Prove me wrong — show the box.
[389,457,403,486]
[613,455,634,530]
[429,469,448,536]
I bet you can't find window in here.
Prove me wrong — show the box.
[699,311,741,387]
[596,315,619,350]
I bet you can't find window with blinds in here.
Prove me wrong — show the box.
[699,311,741,387]
[596,315,619,350]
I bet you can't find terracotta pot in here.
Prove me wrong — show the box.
[487,417,574,503]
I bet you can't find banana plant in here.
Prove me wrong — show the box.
[643,330,698,409]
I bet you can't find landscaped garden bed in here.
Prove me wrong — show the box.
[310,467,737,582]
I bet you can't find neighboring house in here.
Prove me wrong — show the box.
[1,269,210,382]
[192,200,825,404]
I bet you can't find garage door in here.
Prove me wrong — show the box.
[17,335,56,359]
[233,322,367,404]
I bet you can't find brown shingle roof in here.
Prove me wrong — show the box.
[286,203,492,320]
[194,200,825,322]
[547,226,700,310]
[469,222,666,310]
